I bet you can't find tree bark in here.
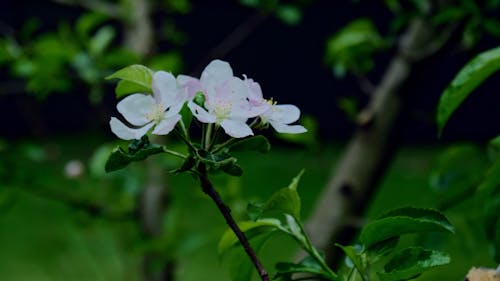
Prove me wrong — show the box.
[303,12,453,265]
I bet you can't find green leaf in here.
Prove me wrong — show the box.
[478,157,500,195]
[106,64,154,97]
[429,144,487,209]
[115,80,151,98]
[325,18,385,75]
[377,247,450,281]
[336,244,367,280]
[197,150,236,168]
[76,12,107,40]
[170,155,196,174]
[217,218,283,255]
[105,137,165,172]
[89,25,115,57]
[227,135,271,153]
[432,7,467,26]
[275,260,330,280]
[437,46,500,136]
[275,4,302,25]
[221,163,243,177]
[261,170,304,219]
[360,207,454,248]
[483,18,500,37]
[365,237,399,261]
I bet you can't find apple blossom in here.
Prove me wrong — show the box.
[110,71,186,140]
[181,60,265,138]
[243,76,307,134]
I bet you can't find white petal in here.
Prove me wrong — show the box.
[220,119,253,138]
[200,59,233,90]
[188,101,216,123]
[117,94,156,126]
[152,71,179,108]
[110,117,154,140]
[270,122,307,134]
[245,77,264,101]
[177,75,203,99]
[152,114,181,135]
[164,101,184,118]
[267,104,301,124]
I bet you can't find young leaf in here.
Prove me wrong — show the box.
[336,244,367,280]
[217,219,283,256]
[377,247,450,281]
[106,64,154,97]
[261,170,304,219]
[437,46,500,136]
[227,135,271,153]
[104,145,163,173]
[115,79,151,98]
[365,237,399,261]
[89,25,115,57]
[275,260,331,280]
[221,163,243,177]
[360,207,454,248]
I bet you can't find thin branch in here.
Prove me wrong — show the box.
[197,163,269,281]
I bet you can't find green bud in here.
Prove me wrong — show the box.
[193,91,206,107]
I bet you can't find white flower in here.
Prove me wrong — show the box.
[243,76,307,134]
[182,60,263,138]
[110,71,186,140]
[262,103,307,134]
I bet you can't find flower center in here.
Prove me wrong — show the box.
[146,104,165,124]
[213,100,232,123]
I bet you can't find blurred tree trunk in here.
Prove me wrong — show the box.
[139,157,175,281]
[303,1,456,266]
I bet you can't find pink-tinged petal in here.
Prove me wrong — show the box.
[267,104,301,124]
[177,75,203,99]
[220,119,253,138]
[188,101,216,123]
[152,114,181,135]
[270,122,307,134]
[110,117,154,140]
[152,71,178,108]
[117,94,156,126]
[244,77,264,102]
[246,103,271,118]
[200,60,233,90]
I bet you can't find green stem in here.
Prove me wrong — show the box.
[204,123,213,150]
[211,137,237,153]
[201,124,207,149]
[297,222,338,280]
[178,119,190,141]
[162,148,187,159]
[346,266,356,281]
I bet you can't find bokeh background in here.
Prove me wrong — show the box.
[0,0,499,281]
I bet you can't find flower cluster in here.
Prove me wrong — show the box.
[110,59,307,140]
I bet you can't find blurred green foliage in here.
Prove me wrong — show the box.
[325,18,386,78]
[0,0,188,103]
